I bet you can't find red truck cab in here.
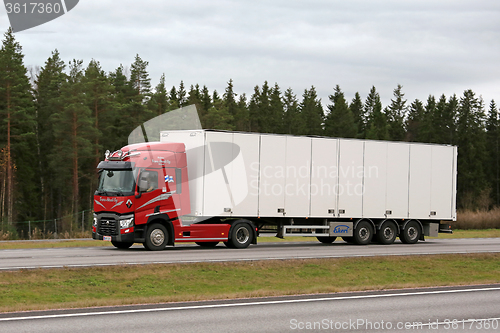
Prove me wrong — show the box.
[92,142,191,249]
[92,142,255,250]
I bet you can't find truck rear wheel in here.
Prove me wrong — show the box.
[111,241,133,249]
[376,221,397,245]
[316,236,337,244]
[195,242,219,247]
[399,221,421,244]
[144,223,168,251]
[354,221,373,245]
[226,223,253,249]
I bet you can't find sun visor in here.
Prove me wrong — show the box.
[97,161,135,170]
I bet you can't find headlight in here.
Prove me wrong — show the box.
[119,217,134,229]
[93,217,97,227]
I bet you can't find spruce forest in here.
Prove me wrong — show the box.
[1,29,499,236]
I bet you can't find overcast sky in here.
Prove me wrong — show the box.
[1,0,499,108]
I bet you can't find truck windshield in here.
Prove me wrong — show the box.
[97,169,136,196]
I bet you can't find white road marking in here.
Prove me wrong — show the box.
[1,286,500,322]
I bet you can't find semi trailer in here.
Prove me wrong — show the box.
[92,130,456,250]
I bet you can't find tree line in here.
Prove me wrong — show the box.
[1,28,499,232]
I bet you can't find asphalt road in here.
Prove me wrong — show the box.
[0,237,499,270]
[1,285,499,332]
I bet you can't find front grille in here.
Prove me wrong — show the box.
[99,218,118,236]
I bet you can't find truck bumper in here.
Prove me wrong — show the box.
[92,231,137,243]
[439,223,453,234]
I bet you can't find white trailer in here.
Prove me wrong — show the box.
[160,130,456,245]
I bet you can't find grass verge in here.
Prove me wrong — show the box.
[0,229,498,250]
[1,253,499,313]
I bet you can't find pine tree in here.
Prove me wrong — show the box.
[234,93,249,131]
[0,28,36,224]
[122,55,153,142]
[148,73,169,116]
[169,85,179,110]
[187,83,203,123]
[456,90,488,209]
[324,85,356,138]
[83,59,116,202]
[385,84,407,141]
[223,79,237,118]
[50,60,96,225]
[34,49,66,221]
[298,86,324,135]
[177,80,187,107]
[430,94,453,144]
[269,83,284,133]
[444,94,459,144]
[129,54,151,99]
[109,64,136,146]
[248,85,261,132]
[203,98,234,130]
[405,99,425,142]
[257,81,272,133]
[486,100,500,206]
[365,86,388,140]
[199,85,212,127]
[349,92,365,138]
[282,87,300,135]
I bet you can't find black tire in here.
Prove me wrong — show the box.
[342,236,355,244]
[353,221,373,245]
[376,221,398,245]
[111,241,133,249]
[143,223,168,251]
[195,241,219,247]
[227,223,253,249]
[223,241,235,249]
[399,221,421,244]
[316,236,337,244]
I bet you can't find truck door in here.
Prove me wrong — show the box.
[135,169,162,215]
[136,168,180,219]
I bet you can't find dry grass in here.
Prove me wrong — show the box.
[0,253,499,313]
[456,208,500,229]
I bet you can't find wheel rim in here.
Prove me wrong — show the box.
[407,226,418,241]
[235,226,250,244]
[383,226,394,240]
[359,227,370,242]
[150,228,165,246]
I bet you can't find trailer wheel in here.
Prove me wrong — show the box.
[399,221,420,244]
[353,221,373,245]
[227,223,253,249]
[111,241,133,249]
[144,223,168,251]
[376,222,397,245]
[195,242,219,248]
[316,236,337,244]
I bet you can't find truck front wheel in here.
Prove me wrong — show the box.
[226,223,253,249]
[111,241,133,249]
[144,223,168,251]
[354,221,373,245]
